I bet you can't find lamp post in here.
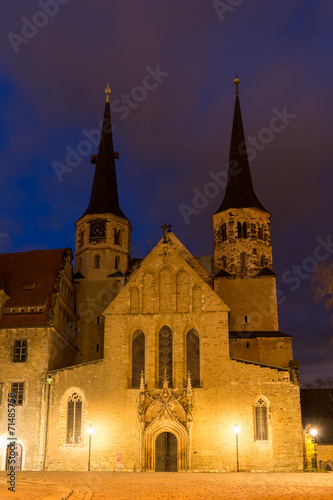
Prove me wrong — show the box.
[87,425,94,471]
[233,424,240,472]
[310,428,317,470]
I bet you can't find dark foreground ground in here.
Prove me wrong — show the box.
[0,471,332,499]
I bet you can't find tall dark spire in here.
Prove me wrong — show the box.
[216,77,268,213]
[83,84,127,219]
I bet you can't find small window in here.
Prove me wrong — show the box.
[261,255,266,267]
[221,223,227,242]
[221,256,227,269]
[244,315,248,324]
[96,343,99,352]
[237,222,242,238]
[243,222,247,239]
[114,229,121,245]
[11,382,24,405]
[18,307,24,313]
[13,340,27,362]
[115,256,120,270]
[23,282,35,291]
[258,225,264,240]
[94,255,101,269]
[28,307,34,312]
[240,252,247,270]
[255,398,268,440]
[37,306,43,312]
[10,308,15,313]
[246,342,250,349]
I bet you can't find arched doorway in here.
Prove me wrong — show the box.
[155,432,177,472]
[6,443,22,471]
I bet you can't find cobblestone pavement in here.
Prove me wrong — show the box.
[0,471,332,500]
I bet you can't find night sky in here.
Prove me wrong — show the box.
[0,1,332,383]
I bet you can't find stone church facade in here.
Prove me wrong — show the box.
[0,79,304,472]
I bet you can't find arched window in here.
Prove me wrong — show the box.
[240,252,247,270]
[221,223,227,242]
[115,256,120,270]
[222,255,227,269]
[255,398,268,441]
[237,222,242,238]
[258,225,264,240]
[67,393,82,444]
[94,255,100,269]
[186,330,200,388]
[114,229,121,245]
[243,222,247,238]
[159,326,172,387]
[132,330,145,388]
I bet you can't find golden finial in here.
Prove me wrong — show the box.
[105,83,111,102]
[234,75,240,96]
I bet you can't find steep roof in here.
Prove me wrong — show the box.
[216,78,268,214]
[82,89,127,219]
[0,248,71,328]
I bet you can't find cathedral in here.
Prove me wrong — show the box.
[0,79,304,472]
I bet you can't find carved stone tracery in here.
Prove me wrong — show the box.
[138,371,193,471]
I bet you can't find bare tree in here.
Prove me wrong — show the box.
[304,377,333,418]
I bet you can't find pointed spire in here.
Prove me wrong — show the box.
[82,86,127,219]
[216,76,268,213]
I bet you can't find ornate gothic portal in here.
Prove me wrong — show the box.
[138,371,193,472]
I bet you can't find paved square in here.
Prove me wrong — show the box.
[0,471,332,499]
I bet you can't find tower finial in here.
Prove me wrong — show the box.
[105,83,111,102]
[234,75,240,96]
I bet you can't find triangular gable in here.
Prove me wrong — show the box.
[103,233,229,316]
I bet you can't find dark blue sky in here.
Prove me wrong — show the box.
[0,0,332,383]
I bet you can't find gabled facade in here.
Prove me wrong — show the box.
[0,80,304,472]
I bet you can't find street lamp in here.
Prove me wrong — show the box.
[87,425,94,471]
[310,428,318,470]
[233,424,240,472]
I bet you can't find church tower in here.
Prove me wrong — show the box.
[74,85,132,362]
[213,78,278,332]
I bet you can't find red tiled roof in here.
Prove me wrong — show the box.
[0,248,70,328]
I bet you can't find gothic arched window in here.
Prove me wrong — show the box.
[67,393,82,444]
[115,256,120,270]
[132,330,145,388]
[159,326,172,387]
[221,223,227,242]
[186,330,200,388]
[222,255,227,269]
[237,222,242,238]
[94,255,100,269]
[243,222,247,239]
[255,398,268,441]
